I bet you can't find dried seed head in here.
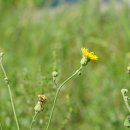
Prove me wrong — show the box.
[34,94,47,113]
[38,94,47,102]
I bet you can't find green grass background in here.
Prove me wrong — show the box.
[0,0,130,130]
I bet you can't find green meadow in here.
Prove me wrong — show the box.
[0,0,130,130]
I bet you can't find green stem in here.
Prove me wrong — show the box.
[0,123,2,130]
[45,65,83,130]
[121,89,130,112]
[0,58,20,130]
[30,112,38,130]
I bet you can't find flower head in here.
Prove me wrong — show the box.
[81,48,98,61]
[34,94,47,113]
[38,94,47,102]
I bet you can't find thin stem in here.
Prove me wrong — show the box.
[53,79,58,88]
[0,123,2,130]
[45,65,83,130]
[124,98,130,113]
[0,58,20,130]
[30,112,38,130]
[121,89,130,112]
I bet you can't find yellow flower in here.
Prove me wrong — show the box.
[81,48,98,61]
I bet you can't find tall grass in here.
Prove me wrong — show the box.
[0,0,130,130]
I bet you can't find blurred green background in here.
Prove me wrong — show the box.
[0,0,130,130]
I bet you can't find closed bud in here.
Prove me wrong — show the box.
[80,57,88,66]
[0,52,4,58]
[34,101,42,113]
[4,77,9,84]
[78,71,81,76]
[127,66,130,74]
[52,71,58,77]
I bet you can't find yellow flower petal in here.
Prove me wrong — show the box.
[81,48,98,61]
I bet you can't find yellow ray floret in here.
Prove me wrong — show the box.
[81,48,98,61]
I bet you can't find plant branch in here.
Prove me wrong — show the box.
[0,55,20,130]
[45,65,83,130]
[30,112,38,130]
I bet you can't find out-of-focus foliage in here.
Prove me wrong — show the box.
[0,0,46,9]
[0,0,130,130]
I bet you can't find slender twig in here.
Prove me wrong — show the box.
[30,112,38,130]
[0,55,20,130]
[45,65,83,130]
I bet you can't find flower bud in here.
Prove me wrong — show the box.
[52,71,58,77]
[52,71,58,83]
[127,66,130,74]
[0,52,4,58]
[78,71,81,76]
[4,77,9,84]
[80,57,88,66]
[34,101,42,113]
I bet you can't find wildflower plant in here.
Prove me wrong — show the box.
[30,94,47,130]
[121,89,130,127]
[0,52,20,130]
[44,47,98,130]
[0,48,98,130]
[121,67,130,127]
